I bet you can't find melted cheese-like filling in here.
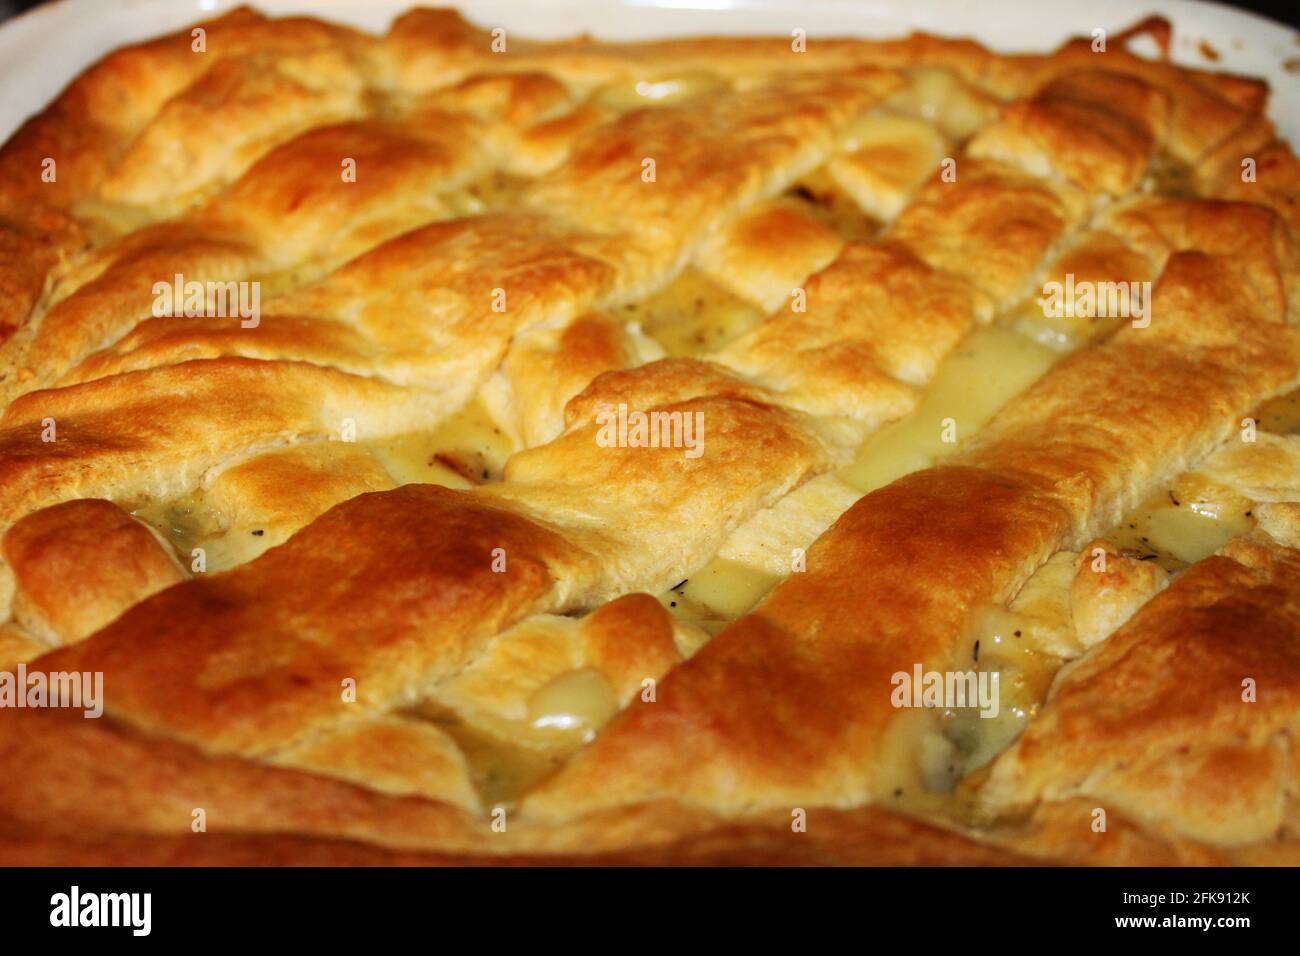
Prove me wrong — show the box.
[786,166,881,241]
[1253,387,1300,435]
[1112,475,1255,572]
[130,489,239,571]
[928,475,1263,801]
[935,476,1261,793]
[411,666,622,808]
[366,398,516,488]
[619,266,765,356]
[843,325,1059,492]
[441,170,529,217]
[940,606,1061,777]
[527,667,618,738]
[883,565,1071,810]
[660,557,781,634]
[412,703,569,808]
[590,72,729,110]
[131,400,515,571]
[883,67,997,142]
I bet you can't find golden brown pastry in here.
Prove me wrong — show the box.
[0,6,1296,865]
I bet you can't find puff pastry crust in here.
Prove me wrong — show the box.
[0,6,1298,865]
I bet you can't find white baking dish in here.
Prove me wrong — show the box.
[0,0,1296,143]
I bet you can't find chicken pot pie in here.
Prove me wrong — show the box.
[0,7,1298,865]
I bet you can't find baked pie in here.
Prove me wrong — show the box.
[0,6,1298,865]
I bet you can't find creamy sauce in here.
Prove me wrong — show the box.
[932,471,1263,800]
[940,605,1061,778]
[411,702,572,808]
[936,473,1261,794]
[1253,387,1300,435]
[843,324,1059,492]
[365,399,516,489]
[882,67,997,142]
[130,401,515,571]
[526,667,618,739]
[659,557,781,634]
[784,167,881,242]
[590,72,729,111]
[411,666,621,808]
[129,489,239,570]
[441,170,530,217]
[1110,475,1255,572]
[617,266,765,357]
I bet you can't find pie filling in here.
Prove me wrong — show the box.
[442,170,531,217]
[785,167,883,241]
[126,398,514,571]
[1253,386,1300,435]
[366,398,515,488]
[660,557,782,634]
[590,72,730,111]
[412,701,575,808]
[1111,478,1254,572]
[843,324,1060,493]
[417,667,626,806]
[618,266,766,357]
